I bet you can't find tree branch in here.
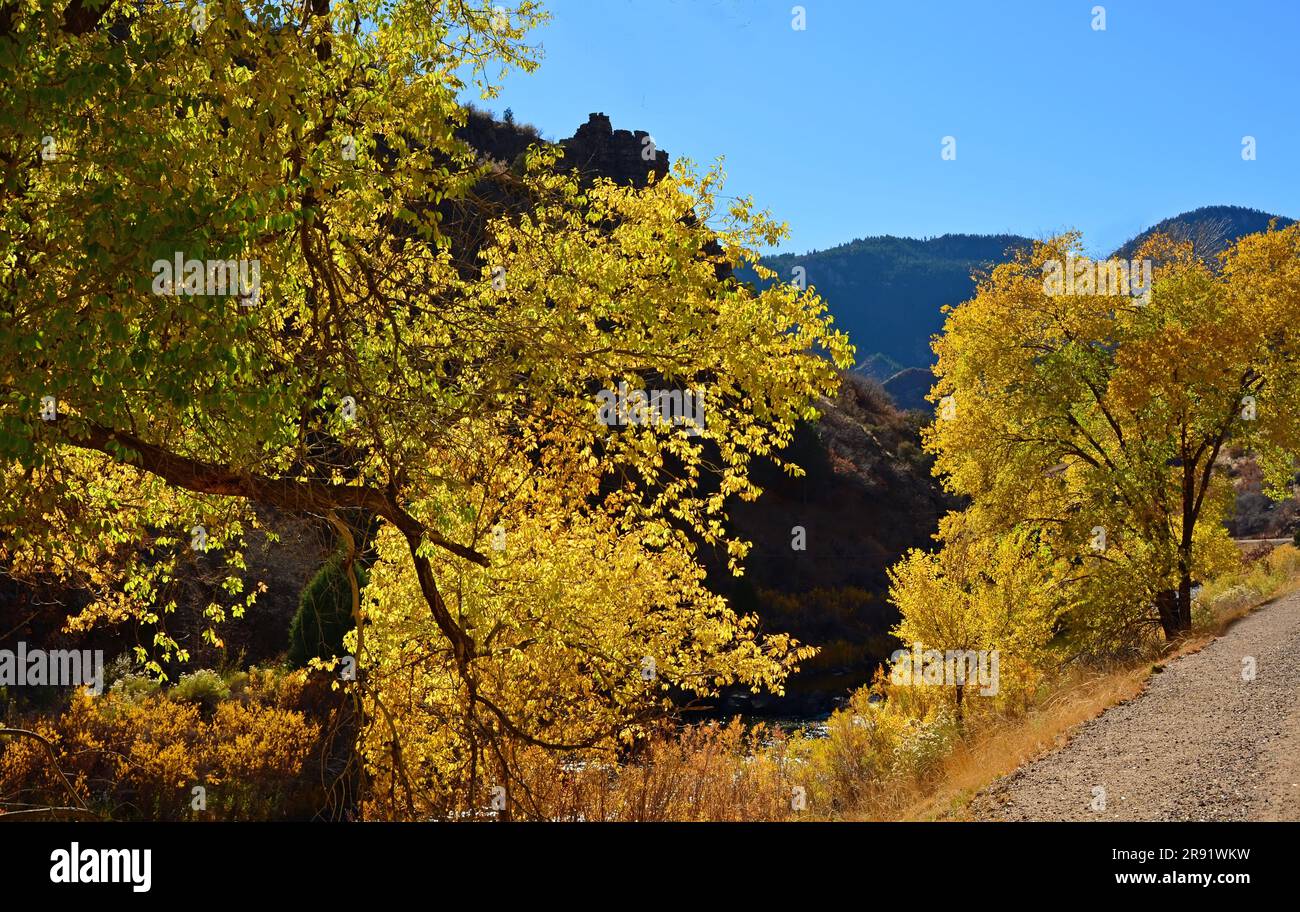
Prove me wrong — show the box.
[53,417,489,567]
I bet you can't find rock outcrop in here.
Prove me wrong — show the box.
[559,113,669,187]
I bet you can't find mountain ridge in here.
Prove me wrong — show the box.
[761,205,1294,414]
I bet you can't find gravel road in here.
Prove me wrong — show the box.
[972,590,1300,821]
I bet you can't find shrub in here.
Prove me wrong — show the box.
[889,708,958,781]
[109,673,162,702]
[0,669,324,821]
[173,669,230,709]
[287,552,364,667]
[1194,544,1300,628]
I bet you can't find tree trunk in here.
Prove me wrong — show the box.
[1178,564,1194,632]
[1167,458,1197,639]
[1155,588,1186,640]
[1156,580,1193,641]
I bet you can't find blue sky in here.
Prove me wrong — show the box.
[478,0,1300,256]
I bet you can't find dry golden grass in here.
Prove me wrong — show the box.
[883,664,1151,821]
[882,546,1300,822]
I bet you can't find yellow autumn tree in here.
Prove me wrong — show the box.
[1,2,851,818]
[887,514,1060,718]
[902,226,1300,664]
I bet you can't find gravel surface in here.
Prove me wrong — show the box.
[972,590,1300,821]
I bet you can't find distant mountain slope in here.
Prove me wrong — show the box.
[854,352,904,382]
[755,234,1030,369]
[882,367,932,412]
[1113,205,1295,260]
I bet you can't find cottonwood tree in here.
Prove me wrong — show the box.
[0,1,850,817]
[911,228,1300,653]
[887,514,1059,719]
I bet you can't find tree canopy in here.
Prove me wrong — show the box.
[891,226,1300,695]
[0,1,852,817]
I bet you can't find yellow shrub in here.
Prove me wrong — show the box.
[0,672,323,821]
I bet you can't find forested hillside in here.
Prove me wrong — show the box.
[754,234,1031,369]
